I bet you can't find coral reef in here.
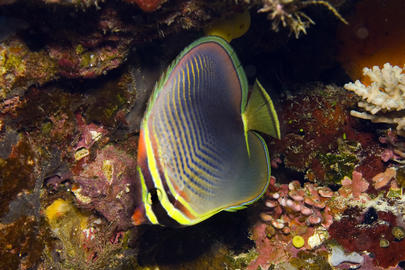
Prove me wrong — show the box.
[0,1,257,99]
[0,7,134,99]
[248,166,405,269]
[261,177,335,235]
[345,64,405,114]
[1,0,405,269]
[269,83,384,184]
[42,198,129,269]
[72,144,138,230]
[328,245,363,267]
[0,216,47,270]
[0,65,138,269]
[0,38,57,99]
[326,166,405,269]
[248,173,355,269]
[329,206,405,268]
[258,0,347,38]
[345,63,405,135]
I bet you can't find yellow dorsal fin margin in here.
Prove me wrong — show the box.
[242,79,281,141]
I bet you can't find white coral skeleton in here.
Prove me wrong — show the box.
[344,63,405,133]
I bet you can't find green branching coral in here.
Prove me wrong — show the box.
[257,0,348,38]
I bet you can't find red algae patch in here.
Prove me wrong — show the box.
[329,207,405,268]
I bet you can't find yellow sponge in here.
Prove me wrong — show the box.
[204,11,250,42]
[292,235,305,249]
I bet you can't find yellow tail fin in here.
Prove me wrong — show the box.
[242,79,281,139]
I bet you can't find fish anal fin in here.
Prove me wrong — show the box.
[242,79,281,139]
[224,131,271,213]
[224,205,247,212]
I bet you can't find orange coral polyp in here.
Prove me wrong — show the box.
[337,0,405,81]
[131,0,163,12]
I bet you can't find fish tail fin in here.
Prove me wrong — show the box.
[242,79,281,140]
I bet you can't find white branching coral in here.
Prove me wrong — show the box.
[344,63,405,132]
[345,63,405,114]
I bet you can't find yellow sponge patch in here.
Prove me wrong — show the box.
[292,235,305,249]
[204,11,250,42]
[45,198,73,222]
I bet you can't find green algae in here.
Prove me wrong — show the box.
[317,139,359,185]
[3,48,26,75]
[224,249,258,269]
[79,51,97,69]
[41,121,53,136]
[42,198,129,270]
[0,41,58,99]
[395,167,405,188]
[76,44,85,55]
[392,226,405,241]
[290,250,332,270]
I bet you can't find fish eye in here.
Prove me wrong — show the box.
[147,188,162,205]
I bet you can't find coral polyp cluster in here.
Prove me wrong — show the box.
[261,177,334,237]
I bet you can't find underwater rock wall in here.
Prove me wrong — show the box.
[1,0,405,269]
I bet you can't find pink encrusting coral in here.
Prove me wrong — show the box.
[379,129,405,164]
[260,176,334,232]
[372,167,397,190]
[248,170,386,269]
[248,176,338,269]
[340,170,369,199]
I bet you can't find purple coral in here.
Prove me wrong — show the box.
[72,144,138,230]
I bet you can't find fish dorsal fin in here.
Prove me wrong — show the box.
[242,79,281,139]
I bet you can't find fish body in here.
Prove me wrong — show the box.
[133,36,280,226]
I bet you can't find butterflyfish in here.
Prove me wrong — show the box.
[132,35,280,227]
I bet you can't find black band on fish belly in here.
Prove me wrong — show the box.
[149,187,182,227]
[140,156,181,227]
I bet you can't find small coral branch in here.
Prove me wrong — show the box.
[257,0,347,38]
[344,63,405,134]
